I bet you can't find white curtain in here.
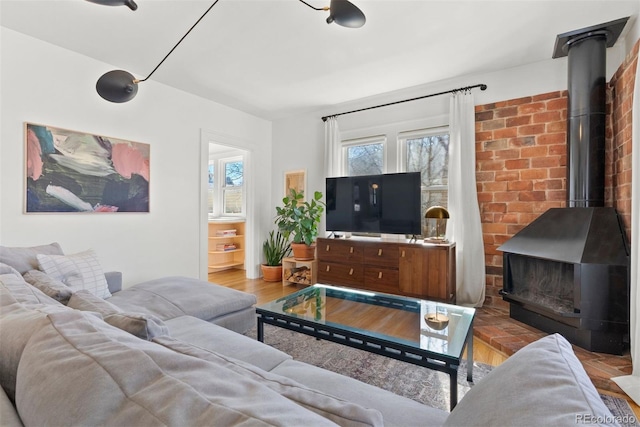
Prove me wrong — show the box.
[446,91,486,307]
[612,55,640,405]
[324,116,341,177]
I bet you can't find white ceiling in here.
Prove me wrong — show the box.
[2,0,639,120]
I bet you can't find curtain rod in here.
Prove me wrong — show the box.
[321,83,488,122]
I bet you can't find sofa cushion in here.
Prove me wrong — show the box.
[272,358,449,426]
[67,289,124,316]
[164,315,291,372]
[37,249,111,299]
[0,242,63,275]
[68,290,169,341]
[107,276,257,324]
[0,386,21,427]
[15,310,367,427]
[0,262,21,277]
[0,273,60,306]
[0,285,70,402]
[443,334,615,427]
[155,335,384,426]
[23,269,73,304]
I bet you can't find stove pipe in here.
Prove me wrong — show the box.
[566,34,606,207]
[552,17,629,207]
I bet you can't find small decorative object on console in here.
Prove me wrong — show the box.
[424,206,450,243]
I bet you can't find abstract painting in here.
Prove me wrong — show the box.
[25,123,150,213]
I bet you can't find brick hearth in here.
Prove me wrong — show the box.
[474,306,633,394]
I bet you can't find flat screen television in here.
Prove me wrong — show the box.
[325,172,422,235]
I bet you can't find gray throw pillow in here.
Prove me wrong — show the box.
[23,270,73,304]
[0,243,63,275]
[102,312,169,341]
[67,290,122,316]
[68,291,168,340]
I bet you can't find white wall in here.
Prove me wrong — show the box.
[271,31,640,230]
[0,28,272,286]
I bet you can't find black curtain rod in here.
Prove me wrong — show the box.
[321,83,488,122]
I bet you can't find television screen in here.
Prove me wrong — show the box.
[326,172,422,235]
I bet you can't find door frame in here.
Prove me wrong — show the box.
[199,129,257,280]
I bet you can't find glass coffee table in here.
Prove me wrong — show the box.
[256,284,476,410]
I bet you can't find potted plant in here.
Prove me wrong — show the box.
[275,189,325,260]
[261,230,291,282]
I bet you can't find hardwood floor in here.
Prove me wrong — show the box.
[209,269,638,416]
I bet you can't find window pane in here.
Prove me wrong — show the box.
[405,132,449,235]
[208,162,215,214]
[225,161,243,186]
[223,188,243,214]
[347,143,383,176]
[406,134,449,187]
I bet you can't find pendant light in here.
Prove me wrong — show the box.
[93,0,221,103]
[298,0,366,28]
[88,0,365,103]
[85,0,137,11]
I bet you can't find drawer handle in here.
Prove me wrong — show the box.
[349,268,354,275]
[378,249,383,256]
[326,265,330,272]
[326,245,330,251]
[350,247,354,254]
[378,272,383,279]
[401,250,405,257]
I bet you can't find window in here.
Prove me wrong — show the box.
[343,136,385,176]
[400,127,450,212]
[222,158,244,215]
[207,161,215,214]
[208,155,245,217]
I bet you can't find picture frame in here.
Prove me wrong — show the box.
[25,122,150,213]
[284,169,306,201]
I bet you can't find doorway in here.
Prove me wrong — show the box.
[199,130,256,281]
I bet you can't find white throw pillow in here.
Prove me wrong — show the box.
[37,249,111,299]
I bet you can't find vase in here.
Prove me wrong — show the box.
[261,264,283,282]
[291,242,316,260]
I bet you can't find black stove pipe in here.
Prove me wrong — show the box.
[566,32,607,207]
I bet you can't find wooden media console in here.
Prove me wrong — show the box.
[316,237,456,302]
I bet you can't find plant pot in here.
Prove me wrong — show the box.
[291,242,316,260]
[261,264,283,282]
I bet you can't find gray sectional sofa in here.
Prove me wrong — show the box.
[0,243,621,426]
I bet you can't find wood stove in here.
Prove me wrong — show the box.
[499,207,629,354]
[498,18,631,355]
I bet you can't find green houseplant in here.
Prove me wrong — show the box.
[260,230,291,282]
[275,189,325,260]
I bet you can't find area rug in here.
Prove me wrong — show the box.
[246,325,637,425]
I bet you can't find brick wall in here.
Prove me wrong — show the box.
[475,93,568,308]
[475,39,637,307]
[608,40,638,241]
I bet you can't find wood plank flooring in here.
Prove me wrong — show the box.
[209,268,638,416]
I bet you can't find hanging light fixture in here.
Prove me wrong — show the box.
[92,0,221,103]
[298,0,366,28]
[85,0,138,11]
[89,0,365,103]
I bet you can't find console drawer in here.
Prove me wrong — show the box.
[318,261,363,286]
[363,267,399,293]
[318,240,364,263]
[363,243,399,268]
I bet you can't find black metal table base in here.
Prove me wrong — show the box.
[256,309,473,410]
